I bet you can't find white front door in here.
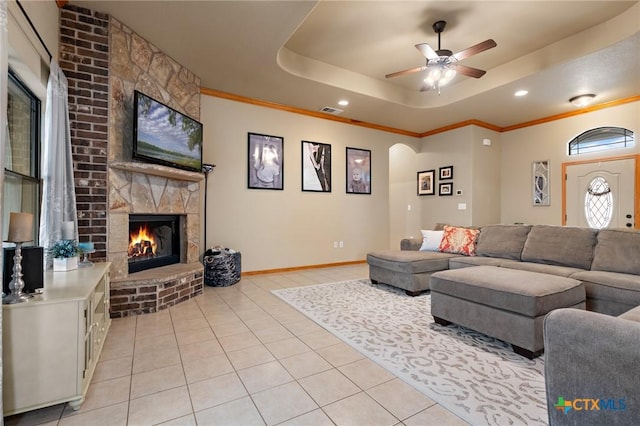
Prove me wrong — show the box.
[565,158,635,229]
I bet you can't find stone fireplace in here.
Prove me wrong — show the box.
[60,5,205,317]
[108,162,204,317]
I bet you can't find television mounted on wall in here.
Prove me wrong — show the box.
[133,90,203,172]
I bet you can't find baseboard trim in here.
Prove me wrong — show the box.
[242,260,366,276]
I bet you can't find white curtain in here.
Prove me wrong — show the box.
[39,60,78,250]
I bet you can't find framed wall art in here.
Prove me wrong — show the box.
[248,132,284,190]
[302,141,331,192]
[533,160,550,206]
[417,170,435,196]
[439,165,453,180]
[346,147,371,194]
[439,182,453,196]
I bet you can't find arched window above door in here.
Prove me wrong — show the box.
[568,127,634,156]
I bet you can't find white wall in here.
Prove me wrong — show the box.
[389,143,422,246]
[417,127,476,231]
[471,127,502,226]
[501,101,640,225]
[201,95,416,272]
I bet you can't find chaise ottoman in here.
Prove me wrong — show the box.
[430,266,585,358]
[367,250,457,296]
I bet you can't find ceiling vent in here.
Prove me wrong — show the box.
[319,106,343,115]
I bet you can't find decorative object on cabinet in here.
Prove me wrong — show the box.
[439,182,453,196]
[78,242,96,267]
[248,132,284,190]
[2,262,111,415]
[346,147,371,194]
[302,141,332,192]
[439,165,453,180]
[49,239,80,272]
[3,212,35,304]
[417,170,436,196]
[532,160,550,206]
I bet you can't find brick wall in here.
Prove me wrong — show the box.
[59,5,109,261]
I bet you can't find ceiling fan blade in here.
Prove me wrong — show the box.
[453,39,497,61]
[385,65,427,79]
[415,43,438,60]
[456,64,486,78]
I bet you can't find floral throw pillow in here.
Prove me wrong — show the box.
[438,225,480,256]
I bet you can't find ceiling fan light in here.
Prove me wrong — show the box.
[440,68,456,85]
[569,94,596,107]
[427,68,442,81]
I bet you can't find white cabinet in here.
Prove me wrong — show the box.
[2,263,111,416]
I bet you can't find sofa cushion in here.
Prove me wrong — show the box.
[438,225,480,256]
[367,250,456,274]
[419,230,444,251]
[619,306,640,322]
[430,266,584,317]
[448,256,506,269]
[570,270,640,308]
[500,261,585,277]
[591,228,640,275]
[475,224,531,260]
[521,225,597,270]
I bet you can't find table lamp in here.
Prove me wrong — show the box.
[3,212,34,304]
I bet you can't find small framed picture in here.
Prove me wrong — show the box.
[417,170,435,196]
[302,141,331,192]
[248,133,284,190]
[439,166,453,180]
[346,147,371,194]
[439,182,453,196]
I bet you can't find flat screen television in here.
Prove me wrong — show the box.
[133,90,203,172]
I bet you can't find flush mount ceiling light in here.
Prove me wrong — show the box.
[569,94,596,107]
[514,89,528,97]
[338,99,349,106]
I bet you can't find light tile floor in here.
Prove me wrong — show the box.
[4,264,469,426]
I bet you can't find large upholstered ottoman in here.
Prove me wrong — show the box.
[430,266,585,358]
[367,250,456,296]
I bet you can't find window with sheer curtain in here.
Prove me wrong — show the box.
[3,70,41,246]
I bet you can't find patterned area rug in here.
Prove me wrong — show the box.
[272,279,548,426]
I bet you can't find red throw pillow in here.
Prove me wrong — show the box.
[438,225,480,256]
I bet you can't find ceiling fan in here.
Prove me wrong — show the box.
[385,20,497,92]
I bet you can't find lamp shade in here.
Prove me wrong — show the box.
[7,212,34,243]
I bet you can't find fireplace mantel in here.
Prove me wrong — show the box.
[110,162,204,182]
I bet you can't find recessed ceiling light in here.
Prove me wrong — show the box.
[514,90,528,97]
[338,99,349,106]
[569,94,596,107]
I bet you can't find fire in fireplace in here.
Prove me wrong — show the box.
[128,214,181,273]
